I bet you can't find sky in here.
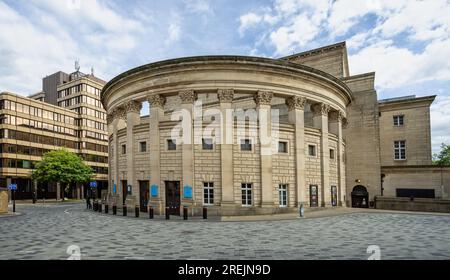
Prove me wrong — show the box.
[0,0,449,155]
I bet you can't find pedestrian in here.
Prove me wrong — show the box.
[86,195,91,209]
[32,191,37,204]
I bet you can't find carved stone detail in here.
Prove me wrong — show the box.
[147,94,166,109]
[217,89,234,103]
[254,91,273,106]
[311,103,331,116]
[111,106,126,121]
[286,96,307,111]
[329,110,345,122]
[124,100,142,113]
[179,90,197,104]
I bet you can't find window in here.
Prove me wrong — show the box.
[394,140,406,160]
[393,115,404,126]
[279,184,288,207]
[202,138,213,150]
[240,139,252,151]
[140,141,147,152]
[241,183,252,206]
[308,145,316,156]
[203,182,214,205]
[278,141,288,153]
[121,144,126,154]
[330,149,335,160]
[167,139,176,151]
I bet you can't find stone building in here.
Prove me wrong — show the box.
[0,68,109,200]
[102,42,449,215]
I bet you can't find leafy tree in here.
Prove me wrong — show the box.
[32,148,93,200]
[433,143,450,166]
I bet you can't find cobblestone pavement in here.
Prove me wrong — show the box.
[1,203,449,260]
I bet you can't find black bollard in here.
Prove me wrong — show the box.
[135,206,139,218]
[98,203,102,213]
[149,207,154,219]
[203,207,207,220]
[165,207,170,220]
[112,205,117,215]
[183,207,188,220]
[105,204,109,214]
[93,201,97,211]
[123,204,127,216]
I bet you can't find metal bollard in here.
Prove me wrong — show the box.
[165,207,170,220]
[135,206,140,218]
[203,207,207,219]
[93,201,97,211]
[105,204,109,214]
[112,205,117,215]
[98,203,102,213]
[183,207,188,220]
[123,204,127,216]
[149,207,154,219]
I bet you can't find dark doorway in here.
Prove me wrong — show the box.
[309,185,318,207]
[121,180,128,205]
[331,185,338,206]
[139,181,149,212]
[165,181,181,216]
[352,185,369,208]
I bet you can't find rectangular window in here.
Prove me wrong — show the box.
[278,141,288,153]
[140,141,147,152]
[394,140,406,160]
[203,182,214,205]
[241,183,252,206]
[308,145,316,156]
[330,149,335,160]
[202,138,213,150]
[167,139,176,151]
[393,115,404,126]
[121,144,126,154]
[279,184,288,207]
[240,139,252,151]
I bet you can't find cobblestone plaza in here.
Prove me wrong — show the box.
[1,203,449,260]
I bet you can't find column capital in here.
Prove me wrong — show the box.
[311,103,331,117]
[342,117,349,129]
[124,100,142,114]
[106,113,115,124]
[286,96,307,111]
[147,94,166,109]
[329,110,345,122]
[110,106,126,121]
[217,89,234,103]
[254,91,273,106]
[179,90,197,104]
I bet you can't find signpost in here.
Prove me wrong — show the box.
[8,184,17,213]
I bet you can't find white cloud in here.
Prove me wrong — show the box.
[168,23,182,43]
[239,13,263,36]
[431,95,450,154]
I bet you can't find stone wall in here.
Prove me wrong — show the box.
[375,196,450,213]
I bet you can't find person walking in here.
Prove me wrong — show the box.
[86,195,91,210]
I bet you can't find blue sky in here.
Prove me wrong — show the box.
[1,0,449,154]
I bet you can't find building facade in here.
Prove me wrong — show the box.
[0,69,109,200]
[102,42,449,215]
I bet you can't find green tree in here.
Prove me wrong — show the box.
[433,143,450,166]
[32,148,93,200]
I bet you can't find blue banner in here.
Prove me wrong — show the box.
[113,183,117,194]
[151,184,158,197]
[184,185,192,199]
[90,181,97,188]
[8,184,17,190]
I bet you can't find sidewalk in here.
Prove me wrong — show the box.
[14,199,84,205]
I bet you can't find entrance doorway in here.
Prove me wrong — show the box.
[165,181,181,216]
[309,185,318,207]
[351,185,369,208]
[139,181,149,212]
[121,180,127,205]
[331,186,338,206]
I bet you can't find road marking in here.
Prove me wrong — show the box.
[64,209,70,214]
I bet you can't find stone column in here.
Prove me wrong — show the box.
[148,94,166,211]
[312,103,331,207]
[179,90,196,207]
[218,89,235,206]
[255,91,274,207]
[125,101,142,206]
[330,110,345,206]
[286,96,307,207]
[110,107,125,204]
[56,182,61,201]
